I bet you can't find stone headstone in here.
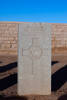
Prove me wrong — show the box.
[18,23,51,95]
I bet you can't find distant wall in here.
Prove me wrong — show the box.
[0,23,18,55]
[51,23,67,54]
[0,22,67,55]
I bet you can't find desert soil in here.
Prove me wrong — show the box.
[0,54,67,100]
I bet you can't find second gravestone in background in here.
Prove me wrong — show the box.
[18,23,51,95]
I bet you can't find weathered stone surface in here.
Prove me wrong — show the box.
[18,23,51,95]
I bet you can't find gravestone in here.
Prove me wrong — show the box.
[18,23,51,95]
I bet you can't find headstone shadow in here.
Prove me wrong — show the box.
[58,94,67,100]
[52,65,67,91]
[0,73,17,91]
[0,62,17,73]
[0,96,28,100]
[51,61,59,66]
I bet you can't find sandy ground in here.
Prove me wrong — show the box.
[0,54,67,100]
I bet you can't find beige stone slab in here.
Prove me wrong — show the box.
[18,23,51,95]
